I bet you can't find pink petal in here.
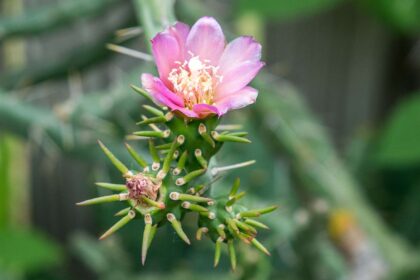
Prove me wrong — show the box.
[174,107,199,118]
[193,104,219,118]
[216,61,264,96]
[167,22,190,60]
[151,32,182,86]
[218,36,262,75]
[186,17,225,64]
[141,74,184,109]
[214,86,258,115]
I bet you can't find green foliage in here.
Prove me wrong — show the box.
[361,0,420,33]
[236,0,344,21]
[375,93,420,167]
[0,229,62,273]
[0,0,119,39]
[0,137,10,228]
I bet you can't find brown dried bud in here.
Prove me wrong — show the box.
[126,173,160,203]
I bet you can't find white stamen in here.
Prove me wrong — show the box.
[168,55,223,109]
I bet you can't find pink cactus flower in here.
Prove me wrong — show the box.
[141,16,264,119]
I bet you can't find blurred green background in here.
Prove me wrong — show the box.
[1,0,420,279]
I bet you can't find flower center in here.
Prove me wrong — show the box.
[126,173,160,202]
[168,55,223,110]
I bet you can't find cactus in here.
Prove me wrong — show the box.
[77,102,277,269]
[77,15,277,270]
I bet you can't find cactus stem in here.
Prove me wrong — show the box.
[229,178,241,197]
[142,214,153,265]
[130,84,154,103]
[137,115,167,125]
[149,140,159,161]
[227,131,248,137]
[226,191,246,206]
[169,192,180,200]
[142,196,165,209]
[216,224,226,240]
[167,213,190,245]
[200,211,216,219]
[226,218,239,234]
[176,169,206,186]
[173,150,188,175]
[100,210,135,240]
[239,205,278,218]
[148,123,161,132]
[194,149,208,168]
[124,143,148,168]
[198,123,215,147]
[176,134,185,145]
[165,112,174,121]
[173,150,179,159]
[115,207,131,216]
[170,192,212,203]
[181,201,209,212]
[156,143,172,150]
[214,237,223,267]
[98,140,129,175]
[251,238,271,256]
[162,137,183,174]
[139,117,162,133]
[148,225,157,249]
[196,227,208,240]
[234,219,257,235]
[142,104,164,116]
[151,162,160,171]
[228,240,237,271]
[148,140,161,171]
[76,193,127,206]
[211,131,251,144]
[215,124,243,130]
[188,184,204,195]
[239,231,254,244]
[156,170,167,180]
[125,135,150,141]
[245,219,270,230]
[134,130,170,138]
[257,205,279,215]
[237,212,258,218]
[95,182,127,192]
[210,160,255,176]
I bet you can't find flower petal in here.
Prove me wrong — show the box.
[167,22,190,60]
[216,61,264,96]
[174,107,199,118]
[214,86,258,115]
[218,36,262,75]
[151,32,182,85]
[141,73,184,109]
[186,17,225,64]
[193,104,219,118]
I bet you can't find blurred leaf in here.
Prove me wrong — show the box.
[70,232,130,276]
[0,229,62,273]
[236,0,344,21]
[375,93,420,167]
[0,137,10,228]
[361,0,420,34]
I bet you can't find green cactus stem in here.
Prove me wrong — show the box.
[77,87,277,269]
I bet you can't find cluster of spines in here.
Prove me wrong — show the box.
[77,86,277,270]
